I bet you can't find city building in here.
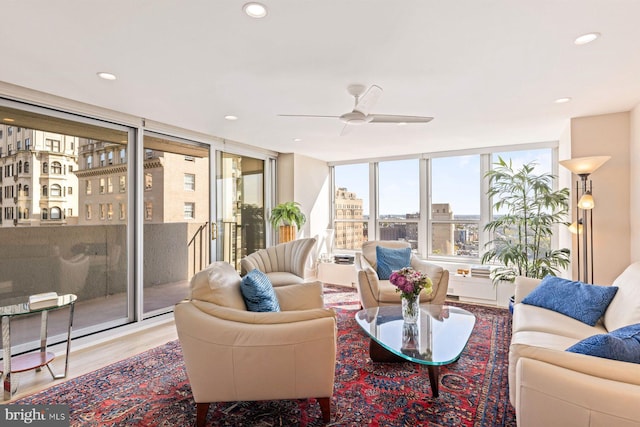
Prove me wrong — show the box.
[334,187,365,250]
[0,125,79,227]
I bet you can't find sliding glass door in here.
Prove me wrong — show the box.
[216,152,265,271]
[142,133,211,316]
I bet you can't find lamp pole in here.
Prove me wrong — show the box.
[578,174,589,283]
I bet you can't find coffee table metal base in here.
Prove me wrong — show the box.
[369,339,441,397]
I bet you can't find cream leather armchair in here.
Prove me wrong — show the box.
[174,261,336,426]
[355,240,449,309]
[240,237,317,286]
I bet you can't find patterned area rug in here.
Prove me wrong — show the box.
[16,285,516,426]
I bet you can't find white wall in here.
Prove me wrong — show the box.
[570,112,631,284]
[558,121,573,277]
[276,153,330,244]
[630,103,640,262]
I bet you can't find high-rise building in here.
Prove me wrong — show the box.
[0,125,79,227]
[334,187,364,250]
[432,203,455,255]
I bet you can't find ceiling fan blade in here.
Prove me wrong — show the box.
[277,114,340,118]
[353,85,383,115]
[369,114,434,123]
[340,123,355,136]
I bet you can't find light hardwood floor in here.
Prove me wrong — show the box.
[1,317,178,403]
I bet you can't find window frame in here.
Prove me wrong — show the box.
[329,142,559,263]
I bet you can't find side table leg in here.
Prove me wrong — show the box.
[427,365,440,397]
[2,315,12,400]
[37,311,48,373]
[46,302,74,380]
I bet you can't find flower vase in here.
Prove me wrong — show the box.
[401,294,420,324]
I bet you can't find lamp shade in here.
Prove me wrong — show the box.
[568,221,583,235]
[578,191,595,209]
[559,156,611,175]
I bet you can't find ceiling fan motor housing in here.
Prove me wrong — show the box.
[339,111,372,124]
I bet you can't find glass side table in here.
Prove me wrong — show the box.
[1,293,76,400]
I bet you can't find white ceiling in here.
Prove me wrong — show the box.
[1,1,639,162]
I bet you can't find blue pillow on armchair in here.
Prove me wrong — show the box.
[240,269,281,312]
[521,275,618,326]
[376,246,412,280]
[567,323,640,364]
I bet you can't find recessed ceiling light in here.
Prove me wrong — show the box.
[574,32,600,45]
[224,115,238,121]
[3,118,15,122]
[243,2,267,18]
[397,122,407,126]
[555,97,572,104]
[293,138,302,142]
[97,72,117,80]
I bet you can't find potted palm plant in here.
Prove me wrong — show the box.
[270,201,306,243]
[481,157,571,284]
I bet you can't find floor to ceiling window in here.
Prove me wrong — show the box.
[333,163,369,250]
[0,95,277,357]
[0,101,133,353]
[378,158,420,249]
[430,155,481,259]
[330,144,557,263]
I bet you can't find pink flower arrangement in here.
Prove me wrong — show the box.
[389,267,433,299]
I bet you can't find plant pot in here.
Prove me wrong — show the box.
[279,225,296,243]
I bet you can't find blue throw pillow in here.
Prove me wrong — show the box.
[567,323,640,364]
[240,269,280,312]
[522,276,618,326]
[376,246,411,280]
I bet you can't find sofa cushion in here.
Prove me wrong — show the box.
[566,323,640,364]
[266,271,305,287]
[604,262,640,331]
[240,269,281,312]
[512,303,607,340]
[521,276,618,326]
[190,261,246,310]
[376,246,411,280]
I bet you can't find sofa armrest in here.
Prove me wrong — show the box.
[514,276,541,303]
[515,357,640,427]
[511,342,640,387]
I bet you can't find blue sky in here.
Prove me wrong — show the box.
[335,148,552,217]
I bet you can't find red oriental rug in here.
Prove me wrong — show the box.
[15,286,516,426]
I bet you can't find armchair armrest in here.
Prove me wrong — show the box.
[274,281,324,311]
[410,257,449,304]
[191,299,335,325]
[355,253,380,309]
[514,276,541,304]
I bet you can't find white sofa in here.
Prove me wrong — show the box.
[509,262,640,427]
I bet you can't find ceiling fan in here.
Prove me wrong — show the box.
[278,84,434,135]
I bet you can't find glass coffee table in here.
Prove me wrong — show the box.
[355,304,476,397]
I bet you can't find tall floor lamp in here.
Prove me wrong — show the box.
[559,156,611,284]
